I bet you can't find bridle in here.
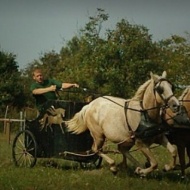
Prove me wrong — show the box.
[153,78,175,105]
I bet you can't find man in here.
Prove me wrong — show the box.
[30,68,79,111]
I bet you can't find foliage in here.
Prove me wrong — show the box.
[58,9,164,98]
[156,34,190,95]
[157,35,190,83]
[0,50,25,112]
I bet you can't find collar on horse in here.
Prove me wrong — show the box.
[162,105,190,128]
[124,101,166,139]
[124,78,175,140]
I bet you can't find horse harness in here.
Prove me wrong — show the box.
[125,78,176,139]
[102,78,175,139]
[162,104,190,128]
[124,102,167,140]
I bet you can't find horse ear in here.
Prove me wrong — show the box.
[162,71,167,78]
[150,71,155,80]
[150,71,159,83]
[150,71,156,80]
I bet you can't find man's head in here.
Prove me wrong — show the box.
[33,69,44,83]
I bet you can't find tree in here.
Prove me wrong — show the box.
[0,50,25,112]
[156,34,190,94]
[59,12,162,98]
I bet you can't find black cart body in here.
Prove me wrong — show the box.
[12,99,102,168]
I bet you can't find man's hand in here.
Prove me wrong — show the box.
[49,85,57,91]
[74,83,79,88]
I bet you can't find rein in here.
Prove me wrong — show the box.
[102,77,175,139]
[102,96,167,135]
[180,100,190,102]
[102,96,164,112]
[178,99,190,116]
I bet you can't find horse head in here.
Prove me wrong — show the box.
[179,87,190,118]
[151,71,179,113]
[162,105,190,127]
[164,86,190,128]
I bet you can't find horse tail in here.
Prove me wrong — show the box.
[66,105,89,134]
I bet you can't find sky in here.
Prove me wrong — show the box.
[0,0,190,70]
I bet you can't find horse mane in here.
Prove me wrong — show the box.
[131,79,152,101]
[179,87,190,101]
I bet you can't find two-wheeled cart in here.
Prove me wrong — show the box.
[12,97,102,169]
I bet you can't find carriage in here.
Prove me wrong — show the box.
[11,71,190,178]
[12,90,102,169]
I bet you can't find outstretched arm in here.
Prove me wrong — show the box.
[32,83,79,95]
[62,83,79,89]
[32,85,57,95]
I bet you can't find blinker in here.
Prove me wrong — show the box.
[155,86,164,94]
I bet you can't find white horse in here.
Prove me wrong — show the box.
[66,71,179,176]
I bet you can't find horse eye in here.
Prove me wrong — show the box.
[156,86,164,94]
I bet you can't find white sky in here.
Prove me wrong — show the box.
[0,0,190,69]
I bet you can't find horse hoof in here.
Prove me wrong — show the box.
[164,164,172,171]
[181,175,185,180]
[110,166,118,175]
[180,175,189,181]
[140,174,146,178]
[134,167,147,177]
[135,167,142,174]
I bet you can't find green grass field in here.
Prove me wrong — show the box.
[1,132,190,190]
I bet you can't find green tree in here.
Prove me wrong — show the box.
[156,34,190,94]
[91,19,161,97]
[59,10,162,98]
[0,50,25,112]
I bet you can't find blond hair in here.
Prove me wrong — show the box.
[32,68,42,76]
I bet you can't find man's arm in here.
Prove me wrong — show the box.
[32,85,56,95]
[62,83,79,89]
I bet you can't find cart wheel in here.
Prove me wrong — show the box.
[12,130,37,168]
[80,156,102,169]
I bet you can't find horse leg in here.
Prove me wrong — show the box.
[123,150,142,168]
[117,144,129,169]
[177,145,186,178]
[156,135,177,171]
[91,135,118,174]
[118,142,140,169]
[134,146,158,176]
[185,145,190,168]
[98,151,118,174]
[164,142,177,171]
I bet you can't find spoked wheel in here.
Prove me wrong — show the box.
[80,156,102,169]
[12,130,37,167]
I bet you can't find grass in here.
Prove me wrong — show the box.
[1,132,190,190]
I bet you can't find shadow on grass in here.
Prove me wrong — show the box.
[39,159,102,171]
[39,158,190,184]
[115,164,190,184]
